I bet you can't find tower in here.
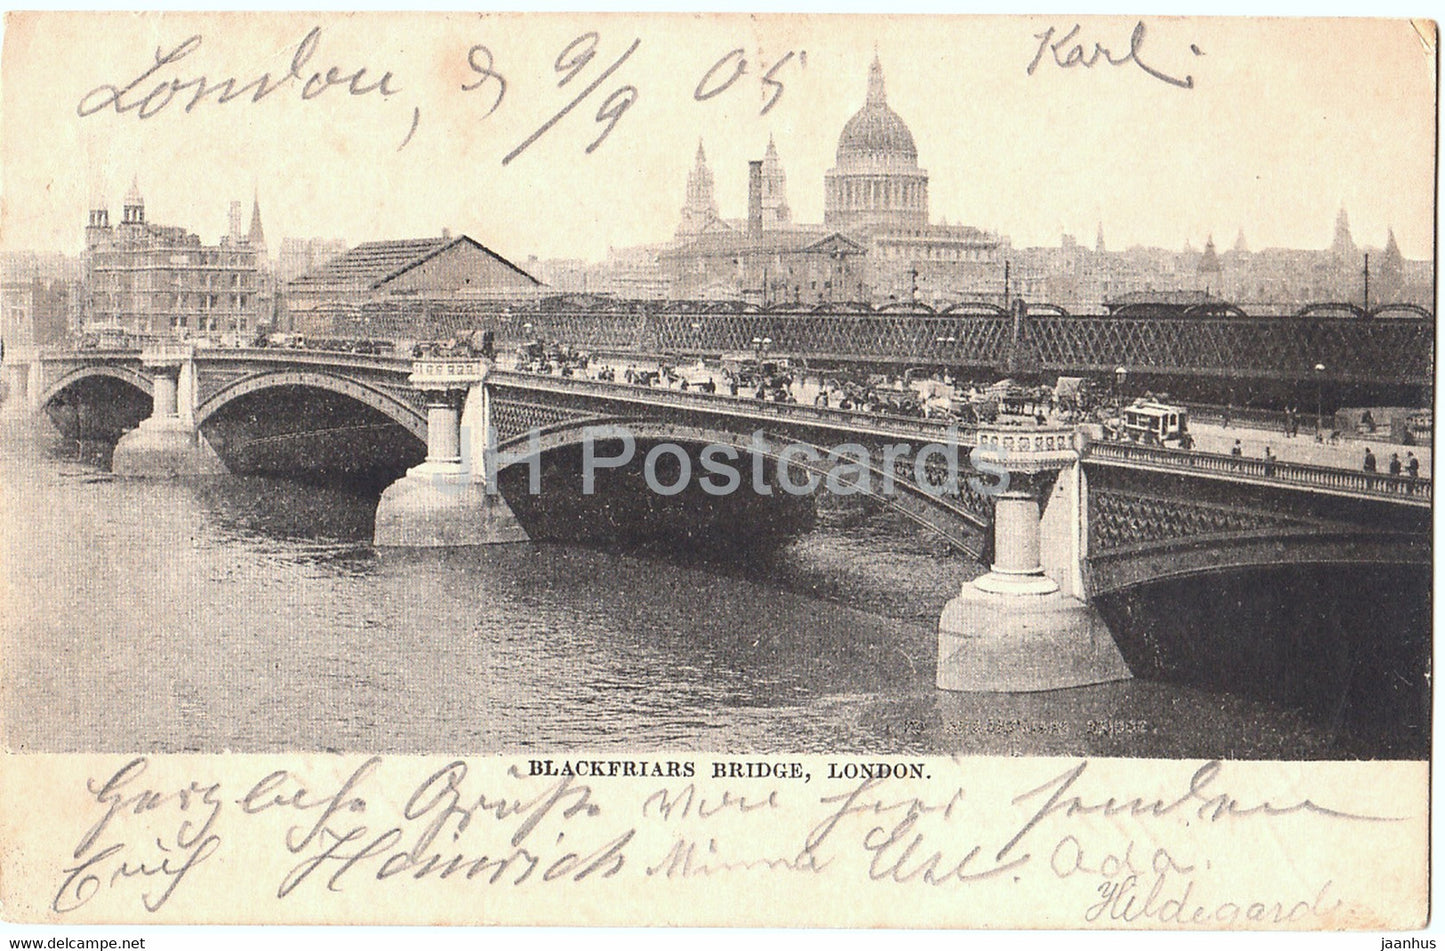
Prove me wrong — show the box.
[1331,207,1356,258]
[1198,234,1222,292]
[760,135,791,230]
[122,177,145,226]
[676,140,720,237]
[85,195,111,247]
[1094,222,1106,254]
[1378,227,1404,302]
[228,201,244,243]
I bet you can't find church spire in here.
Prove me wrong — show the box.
[247,191,266,249]
[1198,234,1221,274]
[677,138,719,238]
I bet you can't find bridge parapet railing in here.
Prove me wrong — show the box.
[191,347,413,373]
[139,341,196,366]
[974,426,1083,472]
[1086,439,1431,503]
[1183,402,1294,431]
[490,369,992,445]
[410,358,490,387]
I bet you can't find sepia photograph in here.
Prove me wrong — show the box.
[0,8,1433,933]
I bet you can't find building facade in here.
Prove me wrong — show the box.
[83,182,272,335]
[281,233,544,334]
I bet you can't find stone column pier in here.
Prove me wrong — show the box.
[373,358,529,547]
[112,344,225,477]
[0,361,30,420]
[937,427,1130,692]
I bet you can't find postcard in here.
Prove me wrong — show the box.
[0,11,1433,931]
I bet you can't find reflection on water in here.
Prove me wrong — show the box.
[0,420,1414,758]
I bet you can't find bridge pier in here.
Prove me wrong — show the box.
[1,361,31,419]
[112,345,225,478]
[938,438,1129,692]
[374,359,529,547]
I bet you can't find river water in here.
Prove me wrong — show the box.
[0,420,1419,759]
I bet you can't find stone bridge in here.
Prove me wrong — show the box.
[4,344,1430,694]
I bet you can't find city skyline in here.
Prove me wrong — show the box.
[0,13,1435,262]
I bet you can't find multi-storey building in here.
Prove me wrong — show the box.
[83,181,272,335]
[2,251,81,347]
[1,278,73,349]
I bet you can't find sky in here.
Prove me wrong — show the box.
[0,12,1436,262]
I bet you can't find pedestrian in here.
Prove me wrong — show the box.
[1389,453,1401,476]
[1230,439,1243,470]
[1407,452,1419,479]
[1363,447,1377,473]
[1222,403,1232,429]
[1263,446,1276,477]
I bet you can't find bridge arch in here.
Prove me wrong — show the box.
[494,415,990,555]
[1295,301,1368,320]
[939,301,1008,317]
[194,369,428,442]
[1368,302,1432,320]
[38,364,153,407]
[1182,302,1250,320]
[1087,528,1430,597]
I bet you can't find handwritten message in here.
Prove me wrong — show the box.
[72,19,1202,160]
[6,754,1421,928]
[75,26,808,157]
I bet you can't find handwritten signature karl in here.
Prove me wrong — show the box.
[1028,21,1202,89]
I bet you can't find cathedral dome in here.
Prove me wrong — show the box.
[835,57,918,166]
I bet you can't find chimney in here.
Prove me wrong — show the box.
[747,160,763,238]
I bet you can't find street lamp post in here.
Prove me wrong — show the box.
[752,335,772,379]
[1114,365,1128,409]
[1314,363,1326,434]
